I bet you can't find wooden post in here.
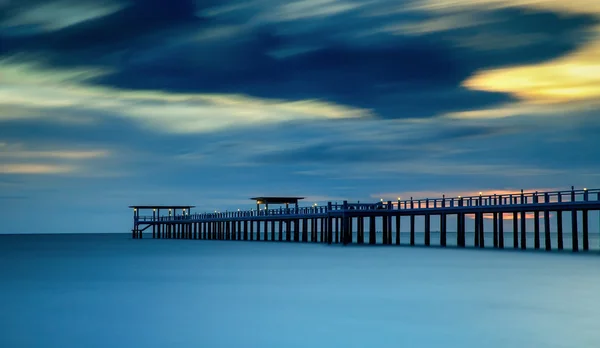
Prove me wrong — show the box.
[278,220,283,241]
[382,214,389,245]
[256,219,261,241]
[152,209,156,239]
[410,215,415,246]
[387,201,393,244]
[440,213,446,247]
[498,213,504,248]
[424,214,431,246]
[492,212,498,248]
[132,208,137,239]
[572,210,579,251]
[271,220,276,241]
[361,216,366,244]
[582,209,589,251]
[396,215,401,245]
[479,212,484,248]
[474,213,480,247]
[534,211,540,249]
[544,210,551,251]
[512,212,518,248]
[520,211,527,250]
[263,220,269,241]
[285,220,291,242]
[369,216,376,245]
[250,220,254,241]
[342,201,349,245]
[327,203,333,245]
[302,218,308,242]
[456,213,463,247]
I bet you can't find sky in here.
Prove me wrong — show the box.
[1,0,599,233]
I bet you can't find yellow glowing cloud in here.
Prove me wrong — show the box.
[409,0,600,106]
[0,164,77,174]
[0,149,109,159]
[0,143,110,175]
[0,60,371,133]
[412,0,600,16]
[464,39,600,104]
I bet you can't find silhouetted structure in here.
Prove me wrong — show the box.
[130,187,600,252]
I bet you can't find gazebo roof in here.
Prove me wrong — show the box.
[128,205,195,209]
[250,197,304,204]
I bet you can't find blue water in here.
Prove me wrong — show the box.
[1,234,599,348]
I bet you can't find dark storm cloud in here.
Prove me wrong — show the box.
[0,0,211,67]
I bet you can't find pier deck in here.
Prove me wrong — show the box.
[130,187,600,252]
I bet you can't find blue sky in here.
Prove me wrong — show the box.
[1,0,599,233]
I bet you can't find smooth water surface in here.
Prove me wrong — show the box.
[1,234,599,348]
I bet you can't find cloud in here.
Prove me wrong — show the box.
[0,59,371,134]
[0,149,108,159]
[1,0,126,33]
[0,141,113,176]
[0,163,76,174]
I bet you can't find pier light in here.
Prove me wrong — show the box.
[314,203,317,206]
[584,188,587,191]
[458,195,461,198]
[397,197,401,200]
[153,208,156,212]
[133,208,137,212]
[238,208,240,211]
[380,198,383,202]
[479,192,482,195]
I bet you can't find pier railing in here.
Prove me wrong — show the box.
[135,187,599,222]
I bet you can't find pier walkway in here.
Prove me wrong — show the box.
[129,187,600,252]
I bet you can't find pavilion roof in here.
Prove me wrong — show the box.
[250,197,304,204]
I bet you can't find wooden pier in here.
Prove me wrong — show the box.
[129,187,600,252]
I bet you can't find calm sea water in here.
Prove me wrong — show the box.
[1,234,599,348]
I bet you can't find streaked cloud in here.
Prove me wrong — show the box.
[266,0,364,21]
[1,1,126,33]
[0,163,76,174]
[0,149,108,159]
[0,59,371,133]
[464,40,600,104]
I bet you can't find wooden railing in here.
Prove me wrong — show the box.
[135,187,599,222]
